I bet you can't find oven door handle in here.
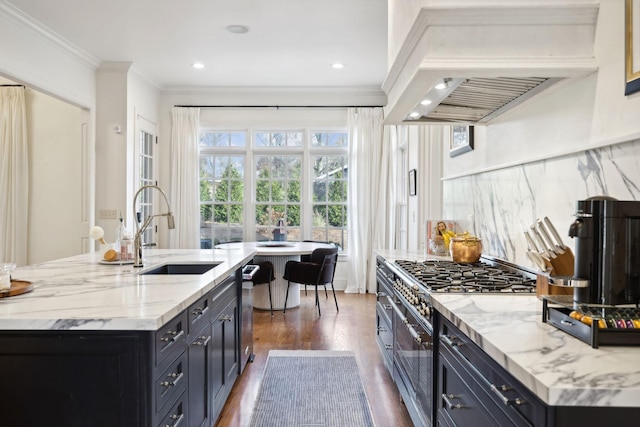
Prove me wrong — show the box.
[390,300,430,347]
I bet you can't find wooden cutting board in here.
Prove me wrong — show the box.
[0,280,34,298]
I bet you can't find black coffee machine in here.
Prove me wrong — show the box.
[568,196,640,306]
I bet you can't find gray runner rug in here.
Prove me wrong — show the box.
[249,350,376,427]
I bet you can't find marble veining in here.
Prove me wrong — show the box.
[443,137,640,269]
[0,248,255,331]
[431,293,640,407]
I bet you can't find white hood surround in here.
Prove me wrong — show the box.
[383,0,600,124]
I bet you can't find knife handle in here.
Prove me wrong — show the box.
[537,219,564,255]
[543,216,566,249]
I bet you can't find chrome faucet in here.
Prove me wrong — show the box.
[132,185,175,267]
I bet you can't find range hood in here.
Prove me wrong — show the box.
[382,1,599,125]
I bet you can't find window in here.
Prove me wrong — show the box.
[310,131,348,250]
[199,128,348,251]
[199,132,247,247]
[255,154,302,241]
[138,130,155,244]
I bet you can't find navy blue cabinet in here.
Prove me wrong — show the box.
[0,271,241,427]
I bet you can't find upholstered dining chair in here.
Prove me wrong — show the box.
[248,261,275,316]
[300,240,333,296]
[282,246,339,316]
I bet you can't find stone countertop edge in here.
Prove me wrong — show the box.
[431,291,640,408]
[0,248,256,331]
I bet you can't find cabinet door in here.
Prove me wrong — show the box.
[222,298,239,386]
[187,323,213,427]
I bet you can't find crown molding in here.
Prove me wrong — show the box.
[0,1,101,69]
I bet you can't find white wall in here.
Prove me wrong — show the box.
[0,3,97,263]
[94,64,160,246]
[0,3,96,109]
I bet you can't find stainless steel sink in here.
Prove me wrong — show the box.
[139,262,221,275]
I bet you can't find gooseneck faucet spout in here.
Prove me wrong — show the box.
[132,185,175,267]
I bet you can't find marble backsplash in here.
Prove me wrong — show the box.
[442,137,640,269]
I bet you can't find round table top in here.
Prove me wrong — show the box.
[214,241,334,256]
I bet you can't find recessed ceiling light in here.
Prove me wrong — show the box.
[226,25,249,34]
[332,62,345,69]
[408,111,420,119]
[420,99,432,106]
[435,78,452,90]
[192,62,205,69]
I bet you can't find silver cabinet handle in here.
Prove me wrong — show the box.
[442,393,465,410]
[160,371,184,388]
[377,326,387,332]
[191,305,209,318]
[490,384,524,406]
[219,314,234,322]
[160,329,184,343]
[384,344,393,350]
[441,334,461,348]
[191,335,211,346]
[163,412,184,427]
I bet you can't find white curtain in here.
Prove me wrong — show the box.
[169,107,201,249]
[0,86,28,265]
[346,107,397,294]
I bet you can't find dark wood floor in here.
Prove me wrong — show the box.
[215,291,414,427]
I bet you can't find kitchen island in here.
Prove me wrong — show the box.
[376,249,640,426]
[0,248,256,427]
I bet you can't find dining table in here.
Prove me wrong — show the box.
[214,241,334,310]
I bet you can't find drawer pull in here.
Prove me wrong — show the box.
[163,412,184,427]
[490,384,524,406]
[383,304,392,310]
[442,393,465,410]
[560,319,574,326]
[384,344,393,350]
[219,314,234,322]
[441,334,462,348]
[160,329,184,343]
[377,326,387,332]
[377,291,387,297]
[191,305,209,318]
[160,371,184,388]
[191,335,211,346]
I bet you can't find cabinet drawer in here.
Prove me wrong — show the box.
[440,318,544,426]
[439,353,508,427]
[157,390,187,427]
[376,305,393,362]
[211,277,236,312]
[187,292,212,340]
[155,350,188,416]
[155,311,187,367]
[376,297,393,327]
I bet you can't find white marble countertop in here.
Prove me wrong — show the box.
[431,294,640,407]
[0,248,255,331]
[376,249,640,408]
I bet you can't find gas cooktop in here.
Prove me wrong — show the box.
[394,259,536,293]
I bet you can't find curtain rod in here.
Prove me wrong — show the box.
[174,105,384,109]
[0,84,25,87]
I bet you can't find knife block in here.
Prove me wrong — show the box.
[536,273,573,298]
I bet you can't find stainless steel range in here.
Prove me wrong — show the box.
[375,255,536,427]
